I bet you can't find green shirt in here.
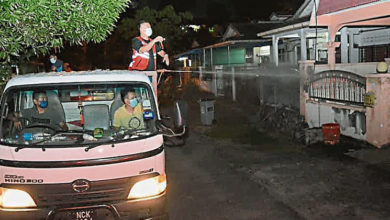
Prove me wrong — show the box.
[113,105,144,129]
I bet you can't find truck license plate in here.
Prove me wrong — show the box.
[53,207,116,220]
[73,209,95,220]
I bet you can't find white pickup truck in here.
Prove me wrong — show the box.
[0,70,185,220]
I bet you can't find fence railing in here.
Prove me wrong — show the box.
[308,70,366,105]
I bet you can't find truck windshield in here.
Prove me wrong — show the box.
[0,83,158,147]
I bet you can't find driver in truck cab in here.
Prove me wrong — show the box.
[0,71,185,220]
[11,90,68,131]
[113,88,145,130]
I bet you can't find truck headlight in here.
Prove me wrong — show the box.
[0,187,37,208]
[128,174,167,199]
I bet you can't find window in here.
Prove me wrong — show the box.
[0,83,158,147]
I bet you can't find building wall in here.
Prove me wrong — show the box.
[301,61,390,147]
[204,47,250,66]
[306,102,366,140]
[213,48,245,65]
[366,74,390,147]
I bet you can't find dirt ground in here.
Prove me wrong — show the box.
[160,80,390,219]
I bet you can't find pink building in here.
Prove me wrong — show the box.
[258,0,390,147]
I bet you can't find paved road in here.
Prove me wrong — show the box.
[165,133,302,220]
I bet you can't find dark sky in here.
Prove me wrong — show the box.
[132,0,305,24]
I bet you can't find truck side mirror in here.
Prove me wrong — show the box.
[157,100,188,139]
[173,100,187,128]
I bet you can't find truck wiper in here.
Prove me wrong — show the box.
[85,130,151,152]
[122,129,151,138]
[15,144,46,152]
[84,140,114,152]
[84,129,151,152]
[14,133,62,151]
[111,129,148,141]
[14,131,85,152]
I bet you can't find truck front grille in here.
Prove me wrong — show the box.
[34,177,131,207]
[3,173,157,207]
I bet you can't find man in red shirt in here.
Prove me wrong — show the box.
[129,20,169,71]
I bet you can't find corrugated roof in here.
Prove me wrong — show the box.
[175,48,203,58]
[317,0,380,15]
[204,40,269,49]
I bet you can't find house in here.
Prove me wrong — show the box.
[175,17,285,69]
[257,0,390,147]
[201,21,286,68]
[256,0,315,67]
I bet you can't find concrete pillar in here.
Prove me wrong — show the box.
[199,66,207,91]
[210,48,213,67]
[298,60,315,118]
[294,46,298,65]
[285,45,289,63]
[366,74,390,147]
[340,110,347,130]
[199,66,203,82]
[356,112,362,135]
[300,29,307,61]
[341,27,349,63]
[272,35,279,67]
[212,66,217,96]
[289,45,295,65]
[349,30,359,63]
[327,26,341,70]
[232,67,236,101]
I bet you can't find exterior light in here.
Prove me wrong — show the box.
[128,174,167,199]
[0,188,37,208]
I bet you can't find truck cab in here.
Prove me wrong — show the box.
[0,70,178,220]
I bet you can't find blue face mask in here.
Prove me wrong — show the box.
[129,98,138,108]
[39,100,48,109]
[50,58,56,64]
[145,28,153,37]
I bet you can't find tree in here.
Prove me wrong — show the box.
[188,25,221,48]
[0,0,131,79]
[117,5,193,56]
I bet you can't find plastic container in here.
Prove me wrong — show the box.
[200,99,215,126]
[322,123,340,145]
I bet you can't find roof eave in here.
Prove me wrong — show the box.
[257,21,311,38]
[204,39,268,49]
